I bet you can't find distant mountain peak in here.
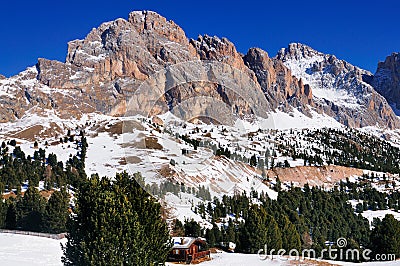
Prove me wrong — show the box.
[371,52,400,113]
[276,42,398,128]
[277,43,324,61]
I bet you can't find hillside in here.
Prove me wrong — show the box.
[1,9,400,265]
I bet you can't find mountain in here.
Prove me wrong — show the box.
[370,52,400,114]
[3,10,400,244]
[276,43,399,129]
[0,10,400,194]
[0,10,397,131]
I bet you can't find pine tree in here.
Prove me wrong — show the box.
[250,154,257,167]
[226,219,236,243]
[172,219,185,237]
[370,214,400,258]
[44,189,69,233]
[240,205,282,253]
[206,228,216,247]
[265,213,282,250]
[184,219,201,237]
[62,172,171,266]
[5,199,17,229]
[279,215,301,251]
[17,186,46,232]
[0,197,5,228]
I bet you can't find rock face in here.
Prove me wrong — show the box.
[371,53,400,114]
[243,48,313,114]
[277,43,400,128]
[0,11,398,130]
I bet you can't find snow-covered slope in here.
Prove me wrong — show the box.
[276,43,400,129]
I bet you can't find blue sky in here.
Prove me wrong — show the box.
[0,0,399,77]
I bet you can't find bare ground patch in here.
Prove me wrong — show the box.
[123,156,142,165]
[9,122,63,141]
[145,137,163,150]
[266,165,364,187]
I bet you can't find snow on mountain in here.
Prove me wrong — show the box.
[277,44,362,108]
[277,43,400,129]
[270,108,342,130]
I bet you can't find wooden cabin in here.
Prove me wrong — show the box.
[168,237,211,263]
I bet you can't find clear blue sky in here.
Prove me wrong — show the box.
[1,0,399,77]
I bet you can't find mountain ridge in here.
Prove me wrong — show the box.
[0,10,398,130]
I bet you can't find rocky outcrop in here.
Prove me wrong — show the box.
[0,74,5,80]
[277,43,400,129]
[371,53,400,113]
[190,35,247,71]
[243,48,313,114]
[0,11,398,129]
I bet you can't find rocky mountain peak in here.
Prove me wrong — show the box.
[190,34,246,71]
[0,10,399,130]
[371,53,400,112]
[277,43,324,61]
[128,10,188,46]
[276,43,399,129]
[243,47,313,112]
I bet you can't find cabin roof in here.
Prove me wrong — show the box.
[171,237,206,249]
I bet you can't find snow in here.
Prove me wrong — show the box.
[166,251,400,266]
[165,192,212,229]
[85,131,127,177]
[171,237,199,248]
[0,233,66,265]
[282,49,363,109]
[0,233,398,266]
[269,108,343,130]
[361,209,400,226]
[165,251,284,266]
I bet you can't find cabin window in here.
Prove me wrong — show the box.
[174,250,180,255]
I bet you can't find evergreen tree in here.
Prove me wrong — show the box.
[4,199,17,229]
[240,205,282,253]
[0,197,5,228]
[44,190,69,233]
[370,214,400,259]
[62,172,171,266]
[279,215,301,251]
[250,154,257,167]
[184,219,201,237]
[206,228,216,247]
[225,219,236,243]
[17,186,46,232]
[172,219,185,237]
[265,213,282,251]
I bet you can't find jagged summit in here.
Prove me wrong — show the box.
[0,10,398,130]
[277,43,325,61]
[276,42,398,128]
